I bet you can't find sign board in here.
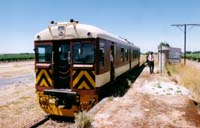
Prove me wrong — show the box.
[168,47,181,64]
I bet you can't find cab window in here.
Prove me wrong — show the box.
[72,42,94,64]
[35,45,52,62]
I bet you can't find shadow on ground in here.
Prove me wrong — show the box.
[99,64,146,99]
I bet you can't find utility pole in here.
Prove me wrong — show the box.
[171,24,200,65]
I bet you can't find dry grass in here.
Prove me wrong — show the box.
[74,111,92,128]
[0,84,46,128]
[167,63,200,103]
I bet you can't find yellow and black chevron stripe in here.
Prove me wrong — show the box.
[36,69,53,87]
[73,70,95,89]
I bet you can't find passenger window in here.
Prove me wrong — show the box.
[121,48,125,62]
[125,48,128,61]
[99,42,105,67]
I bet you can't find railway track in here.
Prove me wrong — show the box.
[28,115,75,128]
[28,115,50,128]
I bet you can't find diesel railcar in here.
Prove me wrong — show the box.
[34,19,140,117]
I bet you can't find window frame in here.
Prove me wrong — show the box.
[99,40,105,67]
[35,44,52,63]
[125,48,128,61]
[72,41,95,64]
[121,48,125,62]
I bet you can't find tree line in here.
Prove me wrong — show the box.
[0,53,34,62]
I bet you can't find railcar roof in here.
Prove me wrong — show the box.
[34,21,138,47]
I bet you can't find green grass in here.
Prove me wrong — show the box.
[185,53,200,61]
[0,53,34,62]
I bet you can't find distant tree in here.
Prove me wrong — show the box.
[193,51,200,54]
[159,41,170,47]
[186,51,192,54]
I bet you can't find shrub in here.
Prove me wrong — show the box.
[74,111,92,128]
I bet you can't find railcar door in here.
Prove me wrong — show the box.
[54,42,71,89]
[129,49,131,70]
[110,45,115,81]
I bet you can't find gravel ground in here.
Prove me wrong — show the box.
[90,66,200,128]
[0,61,200,128]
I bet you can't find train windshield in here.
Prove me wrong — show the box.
[72,42,94,64]
[35,45,52,62]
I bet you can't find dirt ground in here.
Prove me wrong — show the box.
[0,61,34,79]
[0,61,73,128]
[89,63,200,128]
[0,61,46,128]
[0,61,200,128]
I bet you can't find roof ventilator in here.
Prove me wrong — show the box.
[48,19,79,39]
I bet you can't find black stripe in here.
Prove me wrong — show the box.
[37,73,48,86]
[36,73,52,86]
[87,70,95,81]
[83,76,95,89]
[36,68,41,76]
[74,75,94,89]
[46,69,52,78]
[73,70,81,80]
[36,69,52,79]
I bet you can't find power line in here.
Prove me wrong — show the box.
[171,24,200,65]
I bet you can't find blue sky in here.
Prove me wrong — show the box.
[0,0,199,53]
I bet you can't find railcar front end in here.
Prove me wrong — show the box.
[34,39,98,117]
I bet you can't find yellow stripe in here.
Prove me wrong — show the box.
[49,70,53,75]
[92,71,95,76]
[36,70,44,84]
[73,71,84,87]
[84,71,95,87]
[78,81,90,89]
[40,79,49,87]
[36,69,52,87]
[73,70,76,75]
[43,70,52,86]
[73,70,95,89]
